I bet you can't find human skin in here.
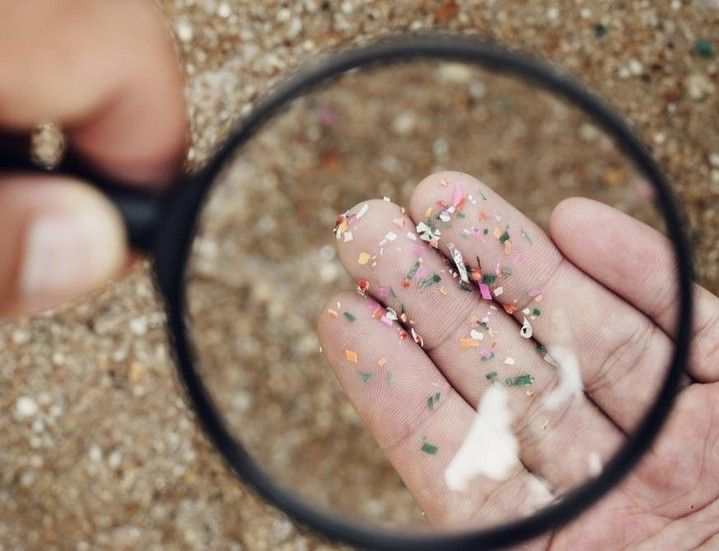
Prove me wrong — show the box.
[1,2,718,548]
[317,172,719,549]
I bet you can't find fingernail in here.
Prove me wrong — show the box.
[20,210,120,299]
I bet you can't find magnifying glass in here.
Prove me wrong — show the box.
[1,35,693,550]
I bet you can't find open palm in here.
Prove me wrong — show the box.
[318,171,719,549]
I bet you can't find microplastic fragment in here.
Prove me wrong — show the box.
[469,329,484,341]
[384,308,398,321]
[393,218,405,228]
[360,372,373,384]
[503,357,515,365]
[460,338,480,348]
[327,309,338,317]
[506,374,534,387]
[418,273,441,288]
[503,303,517,315]
[356,203,369,219]
[449,244,469,283]
[479,349,494,360]
[421,442,439,455]
[387,371,394,386]
[494,286,504,297]
[416,221,441,244]
[486,371,499,383]
[427,391,441,410]
[343,312,357,322]
[406,260,421,280]
[499,230,510,244]
[521,229,533,244]
[479,283,493,300]
[520,318,533,339]
[358,252,371,265]
[383,196,391,202]
[377,357,387,367]
[345,350,358,363]
[482,274,496,285]
[411,327,424,347]
[385,231,397,241]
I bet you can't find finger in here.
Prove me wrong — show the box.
[0,0,186,185]
[409,172,673,432]
[0,174,126,316]
[550,198,719,383]
[335,199,622,492]
[317,291,554,532]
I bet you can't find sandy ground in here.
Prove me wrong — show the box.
[1,1,717,549]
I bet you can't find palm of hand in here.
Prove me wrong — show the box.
[317,171,719,549]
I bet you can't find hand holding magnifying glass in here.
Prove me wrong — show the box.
[1,2,718,549]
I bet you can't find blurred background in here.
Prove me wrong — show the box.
[1,1,718,548]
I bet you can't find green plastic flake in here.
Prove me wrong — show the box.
[343,312,357,322]
[536,343,547,354]
[594,23,608,38]
[502,266,513,276]
[695,40,715,58]
[531,308,541,317]
[486,371,499,383]
[483,228,489,235]
[482,274,497,285]
[421,442,439,455]
[499,230,511,244]
[418,273,442,288]
[506,374,534,387]
[459,281,473,292]
[360,372,373,384]
[390,287,398,298]
[406,260,421,280]
[427,391,441,410]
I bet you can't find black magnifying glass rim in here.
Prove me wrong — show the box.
[151,33,693,550]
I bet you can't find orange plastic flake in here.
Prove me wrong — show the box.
[460,338,480,348]
[345,350,358,364]
[502,303,517,315]
[493,227,502,239]
[440,286,448,296]
[392,218,405,228]
[377,357,387,367]
[358,252,371,265]
[357,279,369,293]
[327,309,338,317]
[503,240,512,255]
[425,207,433,218]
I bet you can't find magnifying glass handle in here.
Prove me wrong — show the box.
[0,147,165,253]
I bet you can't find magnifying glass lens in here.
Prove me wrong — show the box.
[183,58,676,534]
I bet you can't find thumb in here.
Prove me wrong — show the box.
[0,175,126,316]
